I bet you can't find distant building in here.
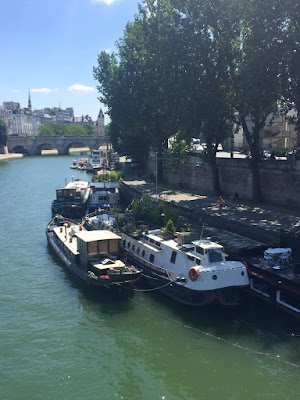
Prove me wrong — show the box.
[94,109,105,137]
[0,91,106,137]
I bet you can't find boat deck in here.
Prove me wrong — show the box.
[53,226,79,255]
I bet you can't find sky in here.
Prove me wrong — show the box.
[0,0,140,122]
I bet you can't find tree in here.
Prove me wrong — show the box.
[283,0,300,143]
[0,118,8,147]
[170,0,240,194]
[234,0,286,202]
[167,132,189,186]
[94,0,186,177]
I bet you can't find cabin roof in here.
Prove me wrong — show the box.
[76,230,121,242]
[192,239,223,249]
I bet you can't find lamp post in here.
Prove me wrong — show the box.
[155,151,158,202]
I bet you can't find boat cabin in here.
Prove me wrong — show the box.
[76,230,121,267]
[262,248,292,269]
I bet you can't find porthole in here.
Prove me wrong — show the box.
[132,245,135,251]
[137,247,140,254]
[149,254,155,263]
[127,242,130,248]
[241,271,245,276]
[142,250,145,257]
[212,275,217,280]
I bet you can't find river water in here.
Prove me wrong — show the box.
[0,155,300,400]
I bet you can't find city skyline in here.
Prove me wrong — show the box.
[0,0,139,122]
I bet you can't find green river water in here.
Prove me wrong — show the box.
[0,155,300,400]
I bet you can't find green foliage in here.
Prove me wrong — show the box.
[92,170,123,182]
[0,118,8,146]
[38,122,94,136]
[161,219,175,238]
[167,132,189,171]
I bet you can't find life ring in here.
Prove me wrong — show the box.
[188,267,198,281]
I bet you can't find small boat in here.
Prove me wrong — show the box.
[86,150,104,173]
[70,159,78,169]
[46,215,141,289]
[83,210,121,232]
[87,182,120,212]
[51,179,91,218]
[245,247,300,318]
[78,158,88,170]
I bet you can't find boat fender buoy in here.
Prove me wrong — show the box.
[188,267,198,281]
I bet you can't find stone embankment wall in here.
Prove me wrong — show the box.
[148,156,300,208]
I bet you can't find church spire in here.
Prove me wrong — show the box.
[28,90,32,111]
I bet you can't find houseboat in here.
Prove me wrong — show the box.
[87,182,120,212]
[122,230,249,306]
[46,215,141,289]
[51,179,91,218]
[245,247,300,318]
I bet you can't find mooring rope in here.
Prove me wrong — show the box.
[132,277,176,292]
[128,297,300,368]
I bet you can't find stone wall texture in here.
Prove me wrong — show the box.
[147,156,300,208]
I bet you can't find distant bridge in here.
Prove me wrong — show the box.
[7,135,108,156]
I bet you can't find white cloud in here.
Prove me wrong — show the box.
[105,48,112,54]
[31,88,58,93]
[67,83,96,93]
[91,0,119,5]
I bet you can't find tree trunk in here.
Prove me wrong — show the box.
[209,159,222,194]
[251,165,262,203]
[206,143,222,194]
[242,118,263,203]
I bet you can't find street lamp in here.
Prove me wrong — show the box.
[155,151,158,202]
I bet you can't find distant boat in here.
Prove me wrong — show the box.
[87,182,120,212]
[51,179,90,218]
[46,215,141,290]
[70,159,78,169]
[86,149,104,173]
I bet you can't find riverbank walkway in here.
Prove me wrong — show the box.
[122,178,300,246]
[0,153,23,161]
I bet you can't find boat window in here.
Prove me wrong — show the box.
[196,246,204,255]
[149,254,155,263]
[149,238,154,244]
[88,241,98,256]
[142,250,145,257]
[155,241,160,247]
[208,249,223,263]
[127,242,130,248]
[170,251,177,264]
[188,255,195,261]
[196,258,201,265]
[123,240,126,246]
[132,245,135,251]
[137,247,140,254]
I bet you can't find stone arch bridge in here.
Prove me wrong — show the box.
[7,135,108,156]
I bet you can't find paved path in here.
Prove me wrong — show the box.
[122,179,300,245]
[0,153,23,161]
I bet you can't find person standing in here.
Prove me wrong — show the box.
[219,196,225,212]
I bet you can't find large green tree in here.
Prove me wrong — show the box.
[175,0,240,194]
[283,0,300,143]
[94,0,186,178]
[0,118,8,147]
[233,0,286,202]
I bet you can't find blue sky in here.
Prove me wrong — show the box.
[0,0,139,121]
